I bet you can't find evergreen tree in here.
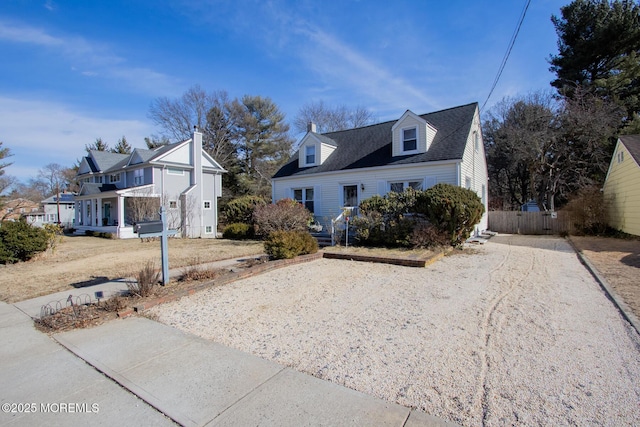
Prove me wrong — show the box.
[549,0,640,122]
[112,136,132,154]
[85,137,109,152]
[230,95,294,197]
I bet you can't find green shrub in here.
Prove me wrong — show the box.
[222,195,267,225]
[253,199,313,236]
[264,230,318,260]
[354,184,484,248]
[222,222,254,240]
[0,219,49,264]
[418,183,485,246]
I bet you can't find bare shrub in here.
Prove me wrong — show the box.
[563,185,609,235]
[410,223,450,248]
[179,257,220,282]
[128,260,160,297]
[101,296,128,312]
[253,199,312,236]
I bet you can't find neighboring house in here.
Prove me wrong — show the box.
[40,193,76,228]
[0,198,40,222]
[603,135,640,236]
[75,130,225,239]
[272,102,489,234]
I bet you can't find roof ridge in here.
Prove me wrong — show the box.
[321,102,478,136]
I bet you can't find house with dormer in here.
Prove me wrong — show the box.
[75,130,225,238]
[272,102,489,233]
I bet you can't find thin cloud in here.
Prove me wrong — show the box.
[0,96,153,179]
[0,21,63,47]
[296,24,440,112]
[0,20,178,96]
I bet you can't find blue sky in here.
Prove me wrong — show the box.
[0,0,566,183]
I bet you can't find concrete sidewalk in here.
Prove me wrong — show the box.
[53,317,455,426]
[0,302,175,426]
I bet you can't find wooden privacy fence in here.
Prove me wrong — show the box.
[488,211,577,235]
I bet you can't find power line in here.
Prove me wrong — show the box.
[481,0,532,112]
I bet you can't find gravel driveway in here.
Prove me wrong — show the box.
[150,235,640,426]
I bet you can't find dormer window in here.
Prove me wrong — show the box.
[403,128,417,152]
[305,145,316,165]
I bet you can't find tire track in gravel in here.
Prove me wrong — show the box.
[474,236,537,425]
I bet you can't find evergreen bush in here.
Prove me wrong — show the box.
[222,195,267,225]
[263,230,318,259]
[418,183,485,246]
[0,219,49,264]
[222,222,254,240]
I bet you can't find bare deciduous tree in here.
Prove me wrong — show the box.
[293,100,375,134]
[126,189,160,224]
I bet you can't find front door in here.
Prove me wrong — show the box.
[342,184,358,209]
[103,202,111,226]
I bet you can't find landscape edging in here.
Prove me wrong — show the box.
[567,237,640,337]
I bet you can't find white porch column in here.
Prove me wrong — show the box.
[117,195,125,237]
[97,197,103,226]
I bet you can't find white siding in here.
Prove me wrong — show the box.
[392,114,427,156]
[273,162,458,228]
[320,142,336,163]
[460,108,489,232]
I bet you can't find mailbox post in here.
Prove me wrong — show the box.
[135,207,176,285]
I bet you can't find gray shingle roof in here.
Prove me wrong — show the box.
[619,135,640,165]
[89,150,129,172]
[273,103,477,179]
[78,141,183,177]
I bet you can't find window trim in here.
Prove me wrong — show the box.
[203,200,212,210]
[109,173,121,183]
[204,225,213,234]
[169,200,178,209]
[167,168,184,176]
[304,144,316,166]
[133,168,144,186]
[389,179,423,193]
[293,187,315,213]
[402,127,418,153]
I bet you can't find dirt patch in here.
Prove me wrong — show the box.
[570,235,640,320]
[0,235,263,303]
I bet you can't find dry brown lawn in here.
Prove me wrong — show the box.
[0,235,263,303]
[571,235,640,320]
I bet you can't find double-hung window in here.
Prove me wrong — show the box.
[403,128,417,152]
[133,169,144,186]
[305,145,316,165]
